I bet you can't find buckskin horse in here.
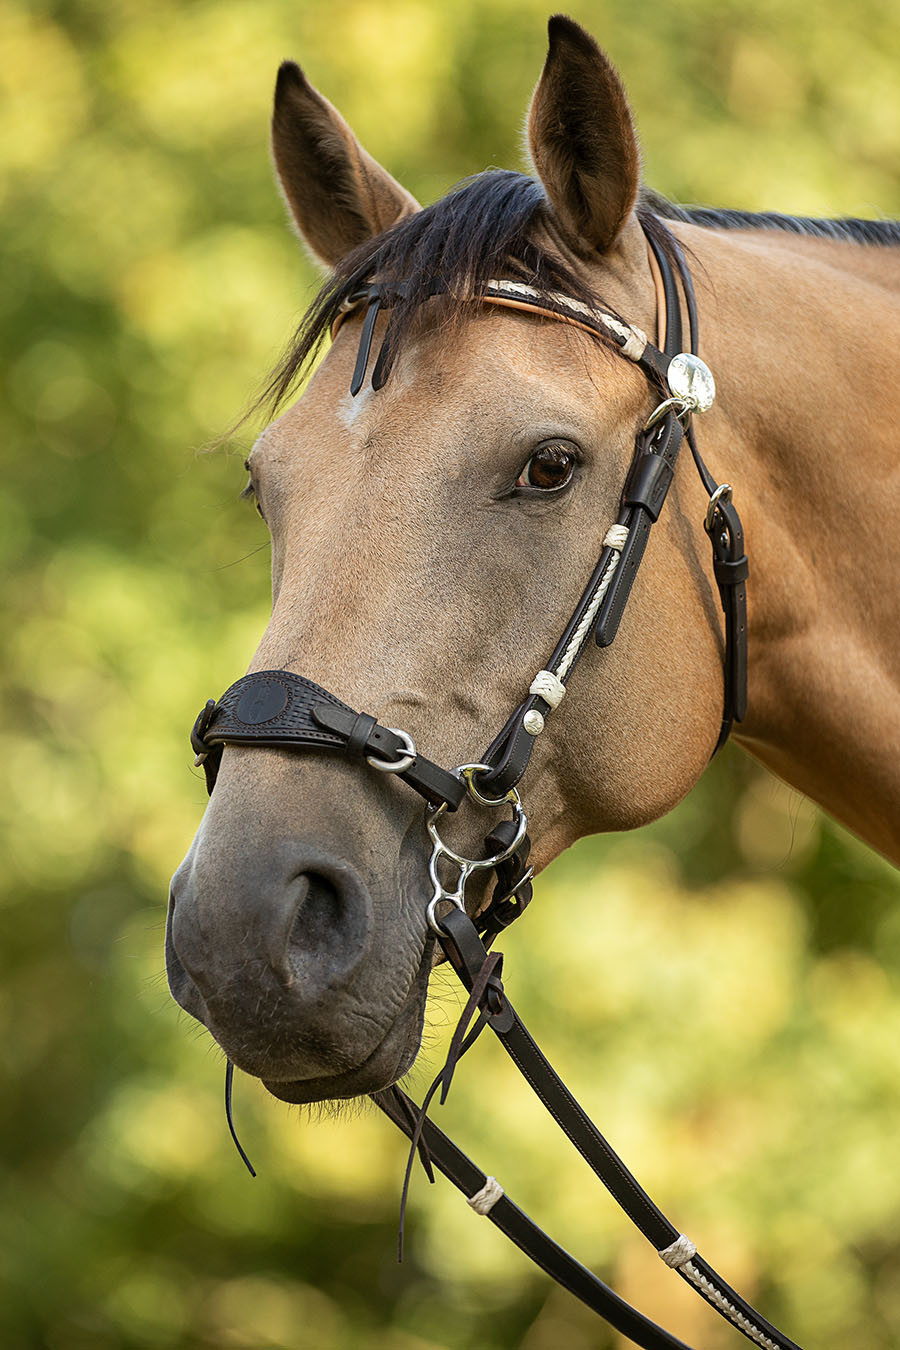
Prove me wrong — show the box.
[166,15,900,1348]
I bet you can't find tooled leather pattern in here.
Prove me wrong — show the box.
[202,671,351,748]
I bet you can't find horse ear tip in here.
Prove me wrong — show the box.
[275,60,307,103]
[547,14,595,53]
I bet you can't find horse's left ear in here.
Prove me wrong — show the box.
[528,16,640,254]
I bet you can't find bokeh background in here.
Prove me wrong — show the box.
[4,0,900,1346]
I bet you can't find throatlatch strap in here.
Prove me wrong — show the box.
[709,496,749,752]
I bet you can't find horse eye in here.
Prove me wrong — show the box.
[516,443,577,492]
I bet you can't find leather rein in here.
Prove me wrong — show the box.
[188,227,801,1350]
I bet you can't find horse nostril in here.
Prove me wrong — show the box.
[288,869,372,982]
[290,871,341,954]
[169,845,376,1002]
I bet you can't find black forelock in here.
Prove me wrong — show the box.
[256,170,620,414]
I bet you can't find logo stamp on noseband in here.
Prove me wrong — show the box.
[236,679,289,726]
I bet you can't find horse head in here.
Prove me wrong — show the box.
[166,18,734,1104]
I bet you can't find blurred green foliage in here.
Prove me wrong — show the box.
[3,0,900,1347]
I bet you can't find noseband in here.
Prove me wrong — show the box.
[187,229,796,1350]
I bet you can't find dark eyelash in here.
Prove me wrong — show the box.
[240,459,256,502]
[240,461,268,521]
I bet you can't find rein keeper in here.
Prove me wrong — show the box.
[467,1176,505,1215]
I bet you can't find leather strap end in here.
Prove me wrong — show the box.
[594,512,652,647]
[190,699,217,757]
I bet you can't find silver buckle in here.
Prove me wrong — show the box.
[366,728,417,775]
[643,395,691,432]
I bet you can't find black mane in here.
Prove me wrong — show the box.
[645,190,900,247]
[257,170,898,415]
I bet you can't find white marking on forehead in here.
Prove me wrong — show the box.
[332,331,420,430]
[336,387,375,429]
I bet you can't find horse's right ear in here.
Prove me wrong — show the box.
[527,16,640,255]
[271,62,420,267]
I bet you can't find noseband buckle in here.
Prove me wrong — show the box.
[367,727,417,775]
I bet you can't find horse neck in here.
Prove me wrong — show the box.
[678,222,900,865]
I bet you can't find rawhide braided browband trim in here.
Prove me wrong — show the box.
[330,276,648,355]
[479,279,649,361]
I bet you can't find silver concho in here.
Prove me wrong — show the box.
[667,353,716,413]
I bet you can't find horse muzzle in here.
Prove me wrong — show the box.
[166,836,428,1093]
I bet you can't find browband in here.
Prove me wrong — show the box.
[331,274,668,391]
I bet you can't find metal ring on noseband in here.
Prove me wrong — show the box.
[366,727,417,774]
[425,769,527,933]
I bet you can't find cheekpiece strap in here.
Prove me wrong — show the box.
[476,222,741,794]
[594,409,685,648]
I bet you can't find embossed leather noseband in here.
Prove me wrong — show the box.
[187,229,798,1350]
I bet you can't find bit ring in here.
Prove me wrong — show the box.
[425,782,528,934]
[458,762,520,808]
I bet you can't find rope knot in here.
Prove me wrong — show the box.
[467,1176,504,1215]
[658,1233,697,1269]
[603,524,630,550]
[529,670,566,709]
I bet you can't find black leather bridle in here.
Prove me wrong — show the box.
[187,228,799,1350]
